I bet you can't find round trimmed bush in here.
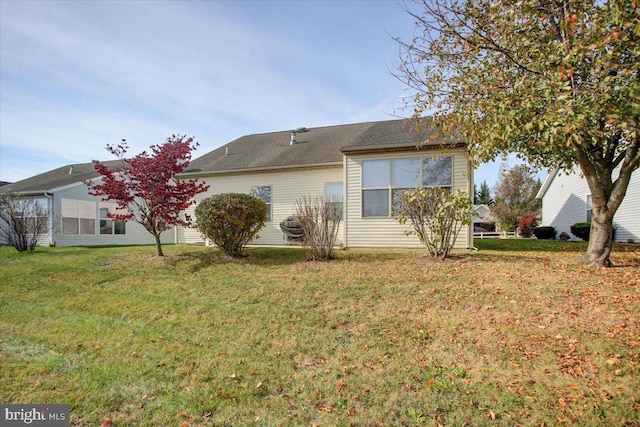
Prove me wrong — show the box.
[195,193,267,257]
[570,222,591,241]
[533,226,556,240]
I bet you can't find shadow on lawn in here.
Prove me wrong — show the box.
[169,246,309,272]
[168,246,421,272]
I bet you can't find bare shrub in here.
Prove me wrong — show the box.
[0,193,51,252]
[295,195,342,261]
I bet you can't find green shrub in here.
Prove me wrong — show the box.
[533,226,556,240]
[570,222,591,241]
[518,212,538,238]
[195,193,267,257]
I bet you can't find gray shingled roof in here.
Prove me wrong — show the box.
[0,160,124,194]
[2,119,457,192]
[183,119,452,175]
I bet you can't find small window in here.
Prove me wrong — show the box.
[586,194,592,222]
[325,182,343,220]
[100,208,113,235]
[99,204,127,235]
[252,186,272,221]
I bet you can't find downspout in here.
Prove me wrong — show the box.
[342,154,348,249]
[467,152,477,251]
[44,192,55,246]
[174,223,178,245]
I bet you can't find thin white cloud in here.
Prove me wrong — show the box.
[0,0,420,182]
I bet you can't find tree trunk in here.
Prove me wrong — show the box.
[578,211,613,267]
[154,232,164,257]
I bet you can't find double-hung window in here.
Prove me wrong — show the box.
[586,194,592,222]
[362,156,452,217]
[252,186,272,222]
[99,204,126,235]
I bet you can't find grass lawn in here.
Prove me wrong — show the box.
[1,241,638,426]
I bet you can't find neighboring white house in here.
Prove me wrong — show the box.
[536,166,639,242]
[176,119,475,249]
[0,161,174,247]
[472,204,497,232]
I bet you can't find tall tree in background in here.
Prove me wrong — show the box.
[396,0,639,266]
[491,165,541,232]
[475,180,494,205]
[86,135,209,257]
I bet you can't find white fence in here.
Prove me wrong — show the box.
[473,231,518,239]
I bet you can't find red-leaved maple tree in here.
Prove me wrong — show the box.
[86,135,209,256]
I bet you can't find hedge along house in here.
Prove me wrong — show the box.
[176,119,474,249]
[0,161,174,247]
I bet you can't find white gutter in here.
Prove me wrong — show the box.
[43,192,55,246]
[342,154,348,248]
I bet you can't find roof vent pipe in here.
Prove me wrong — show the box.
[225,147,229,156]
[290,131,296,145]
[68,166,74,174]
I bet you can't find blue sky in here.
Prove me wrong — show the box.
[0,0,540,189]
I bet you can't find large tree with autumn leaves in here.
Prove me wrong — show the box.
[86,135,209,257]
[396,0,639,266]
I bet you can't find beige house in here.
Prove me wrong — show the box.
[176,119,474,249]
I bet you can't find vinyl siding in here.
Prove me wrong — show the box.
[541,167,639,242]
[344,149,472,248]
[52,183,174,247]
[177,166,345,246]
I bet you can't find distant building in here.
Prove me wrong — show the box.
[536,167,639,242]
[0,162,174,247]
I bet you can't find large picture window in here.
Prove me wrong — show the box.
[362,156,452,217]
[252,186,272,222]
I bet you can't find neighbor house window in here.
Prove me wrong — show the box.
[252,186,272,221]
[325,182,343,220]
[62,199,96,234]
[13,201,48,234]
[99,204,126,235]
[586,194,592,222]
[362,156,452,217]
